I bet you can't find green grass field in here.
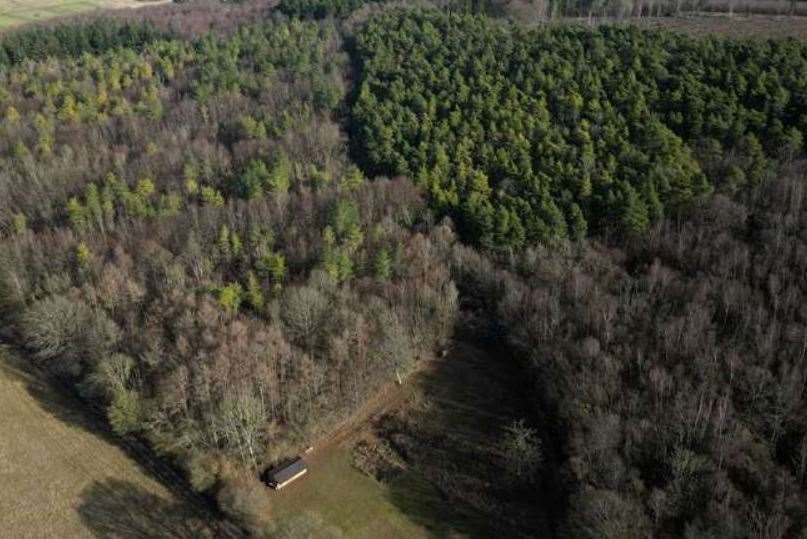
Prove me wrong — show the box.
[0,0,165,29]
[0,347,215,537]
[269,345,536,538]
[270,446,446,538]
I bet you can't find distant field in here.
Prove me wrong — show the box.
[631,12,807,39]
[0,0,167,29]
[0,349,214,538]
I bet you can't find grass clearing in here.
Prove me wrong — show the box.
[270,343,546,538]
[0,348,215,538]
[270,445,457,538]
[0,0,168,29]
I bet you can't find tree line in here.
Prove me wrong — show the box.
[0,18,165,69]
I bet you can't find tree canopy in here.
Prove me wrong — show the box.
[352,11,807,247]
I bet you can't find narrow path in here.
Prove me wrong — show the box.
[307,358,440,459]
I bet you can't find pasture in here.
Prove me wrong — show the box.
[0,0,166,29]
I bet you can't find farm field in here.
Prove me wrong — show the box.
[0,0,167,29]
[0,348,216,538]
[631,12,807,39]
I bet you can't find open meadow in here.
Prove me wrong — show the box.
[270,343,547,538]
[0,348,218,538]
[0,0,167,29]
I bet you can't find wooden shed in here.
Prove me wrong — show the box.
[266,458,308,490]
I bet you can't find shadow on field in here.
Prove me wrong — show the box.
[77,479,210,539]
[0,348,233,537]
[0,348,116,445]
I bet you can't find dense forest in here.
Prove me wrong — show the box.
[453,167,807,535]
[353,12,806,247]
[2,1,807,536]
[0,13,456,534]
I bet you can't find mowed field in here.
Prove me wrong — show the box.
[0,348,215,538]
[0,0,167,29]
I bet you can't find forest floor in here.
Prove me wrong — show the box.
[0,347,225,538]
[0,0,169,29]
[270,342,545,538]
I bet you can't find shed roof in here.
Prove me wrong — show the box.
[269,458,307,485]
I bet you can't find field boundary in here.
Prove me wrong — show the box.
[0,345,243,538]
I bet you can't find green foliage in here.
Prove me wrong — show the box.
[0,19,165,70]
[374,248,392,280]
[239,115,267,140]
[235,156,290,200]
[331,200,362,246]
[201,186,225,207]
[341,165,365,191]
[107,388,142,436]
[218,282,244,314]
[257,252,286,292]
[67,197,88,231]
[10,212,27,235]
[322,226,353,282]
[236,160,270,200]
[64,173,185,232]
[245,271,265,311]
[75,242,92,270]
[353,12,807,246]
[267,153,291,195]
[218,224,233,260]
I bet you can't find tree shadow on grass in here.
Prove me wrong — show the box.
[77,479,213,539]
[384,471,489,539]
[0,349,237,537]
[373,342,553,538]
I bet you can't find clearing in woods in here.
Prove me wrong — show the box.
[270,343,545,538]
[0,0,168,29]
[268,359,444,538]
[0,347,218,538]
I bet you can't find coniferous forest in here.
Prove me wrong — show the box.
[2,1,807,537]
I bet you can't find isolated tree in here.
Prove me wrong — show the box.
[501,419,543,482]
